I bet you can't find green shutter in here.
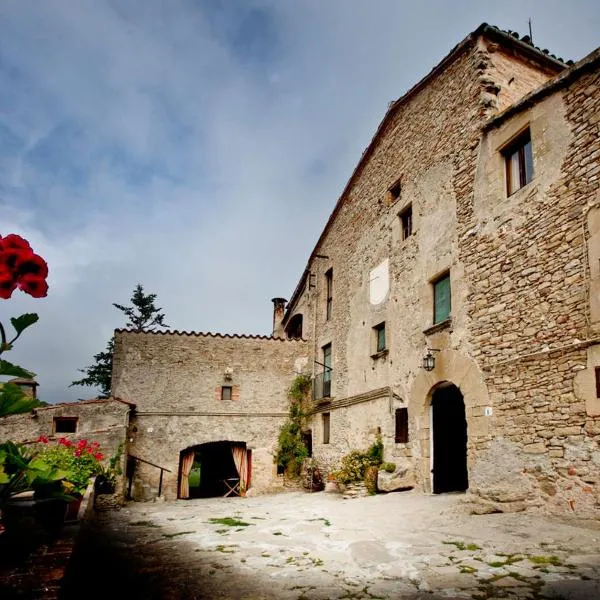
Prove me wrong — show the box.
[434,275,451,324]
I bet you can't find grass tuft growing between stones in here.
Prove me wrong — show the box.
[443,540,481,551]
[130,520,159,527]
[528,555,562,566]
[208,517,252,527]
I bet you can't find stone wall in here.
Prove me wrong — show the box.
[283,31,599,516]
[0,399,130,496]
[112,330,308,500]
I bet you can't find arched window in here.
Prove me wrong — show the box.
[285,314,303,339]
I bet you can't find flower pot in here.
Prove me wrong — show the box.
[64,495,83,522]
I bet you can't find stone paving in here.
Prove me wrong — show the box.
[64,491,600,600]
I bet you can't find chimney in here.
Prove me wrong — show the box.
[271,297,287,338]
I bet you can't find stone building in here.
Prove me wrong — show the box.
[280,24,600,517]
[111,329,308,501]
[4,24,596,514]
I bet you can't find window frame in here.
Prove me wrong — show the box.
[325,268,333,321]
[388,177,402,204]
[399,204,413,240]
[373,322,386,354]
[322,412,330,444]
[395,407,409,444]
[322,343,332,398]
[432,271,451,325]
[596,367,600,399]
[221,386,233,401]
[503,128,533,196]
[53,417,78,434]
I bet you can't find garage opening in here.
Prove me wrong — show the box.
[178,441,251,499]
[431,383,468,494]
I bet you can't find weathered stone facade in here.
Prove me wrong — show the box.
[112,330,308,500]
[282,25,600,517]
[0,398,131,497]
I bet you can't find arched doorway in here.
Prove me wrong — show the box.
[178,441,251,499]
[431,383,468,494]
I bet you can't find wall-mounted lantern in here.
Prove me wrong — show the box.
[422,348,440,372]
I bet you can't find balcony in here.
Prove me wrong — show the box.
[312,370,332,402]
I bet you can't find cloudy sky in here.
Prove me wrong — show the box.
[1,0,599,403]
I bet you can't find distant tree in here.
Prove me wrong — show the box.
[71,284,169,397]
[112,284,169,332]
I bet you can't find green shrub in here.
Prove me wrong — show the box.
[382,462,396,473]
[275,374,311,477]
[330,435,385,485]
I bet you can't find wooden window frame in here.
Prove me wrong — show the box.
[53,417,78,434]
[388,177,402,204]
[325,268,333,321]
[395,408,408,444]
[221,386,233,401]
[399,204,413,240]
[503,128,533,196]
[322,343,332,398]
[433,271,451,325]
[373,322,386,353]
[596,367,600,399]
[322,412,330,444]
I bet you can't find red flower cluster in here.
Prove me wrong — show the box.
[0,234,48,299]
[36,435,104,461]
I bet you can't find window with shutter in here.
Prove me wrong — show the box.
[433,272,451,324]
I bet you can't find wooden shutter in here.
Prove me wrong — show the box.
[395,408,408,443]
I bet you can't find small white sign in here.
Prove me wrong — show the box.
[484,407,493,417]
[147,427,154,433]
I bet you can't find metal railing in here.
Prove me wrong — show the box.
[312,370,332,401]
[127,454,171,499]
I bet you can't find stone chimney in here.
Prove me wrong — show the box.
[271,297,287,338]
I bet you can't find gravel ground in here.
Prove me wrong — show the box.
[63,490,600,600]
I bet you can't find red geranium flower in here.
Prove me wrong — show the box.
[76,439,87,450]
[0,266,16,299]
[1,234,32,253]
[36,435,49,443]
[94,453,104,461]
[17,274,48,298]
[16,252,48,279]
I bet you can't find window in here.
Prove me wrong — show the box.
[433,272,451,324]
[322,343,332,398]
[395,408,408,443]
[388,178,402,203]
[596,367,600,399]
[221,386,232,401]
[54,417,78,434]
[325,268,333,320]
[373,322,386,353]
[322,413,330,444]
[504,129,533,196]
[399,204,413,240]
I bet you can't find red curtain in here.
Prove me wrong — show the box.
[178,449,195,499]
[231,445,248,495]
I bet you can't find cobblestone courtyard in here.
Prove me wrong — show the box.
[65,491,600,600]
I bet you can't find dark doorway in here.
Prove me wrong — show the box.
[431,383,468,494]
[179,441,248,499]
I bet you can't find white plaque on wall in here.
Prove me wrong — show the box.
[369,259,389,305]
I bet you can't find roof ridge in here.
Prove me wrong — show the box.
[114,328,306,342]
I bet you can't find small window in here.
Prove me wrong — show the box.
[54,417,78,434]
[373,322,386,353]
[322,413,330,444]
[504,129,533,196]
[221,386,232,401]
[395,408,408,443]
[596,367,600,398]
[322,343,332,398]
[399,204,413,240]
[433,272,451,324]
[388,178,402,203]
[325,268,333,321]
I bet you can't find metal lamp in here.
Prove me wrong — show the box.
[422,348,440,371]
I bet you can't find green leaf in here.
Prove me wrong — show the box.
[0,360,35,378]
[10,313,39,336]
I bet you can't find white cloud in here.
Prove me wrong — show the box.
[1,0,598,402]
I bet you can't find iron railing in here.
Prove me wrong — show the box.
[312,370,332,401]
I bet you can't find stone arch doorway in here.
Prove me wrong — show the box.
[178,441,252,499]
[431,383,468,494]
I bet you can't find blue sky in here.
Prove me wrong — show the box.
[1,0,599,403]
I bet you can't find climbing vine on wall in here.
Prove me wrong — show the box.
[274,374,312,477]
